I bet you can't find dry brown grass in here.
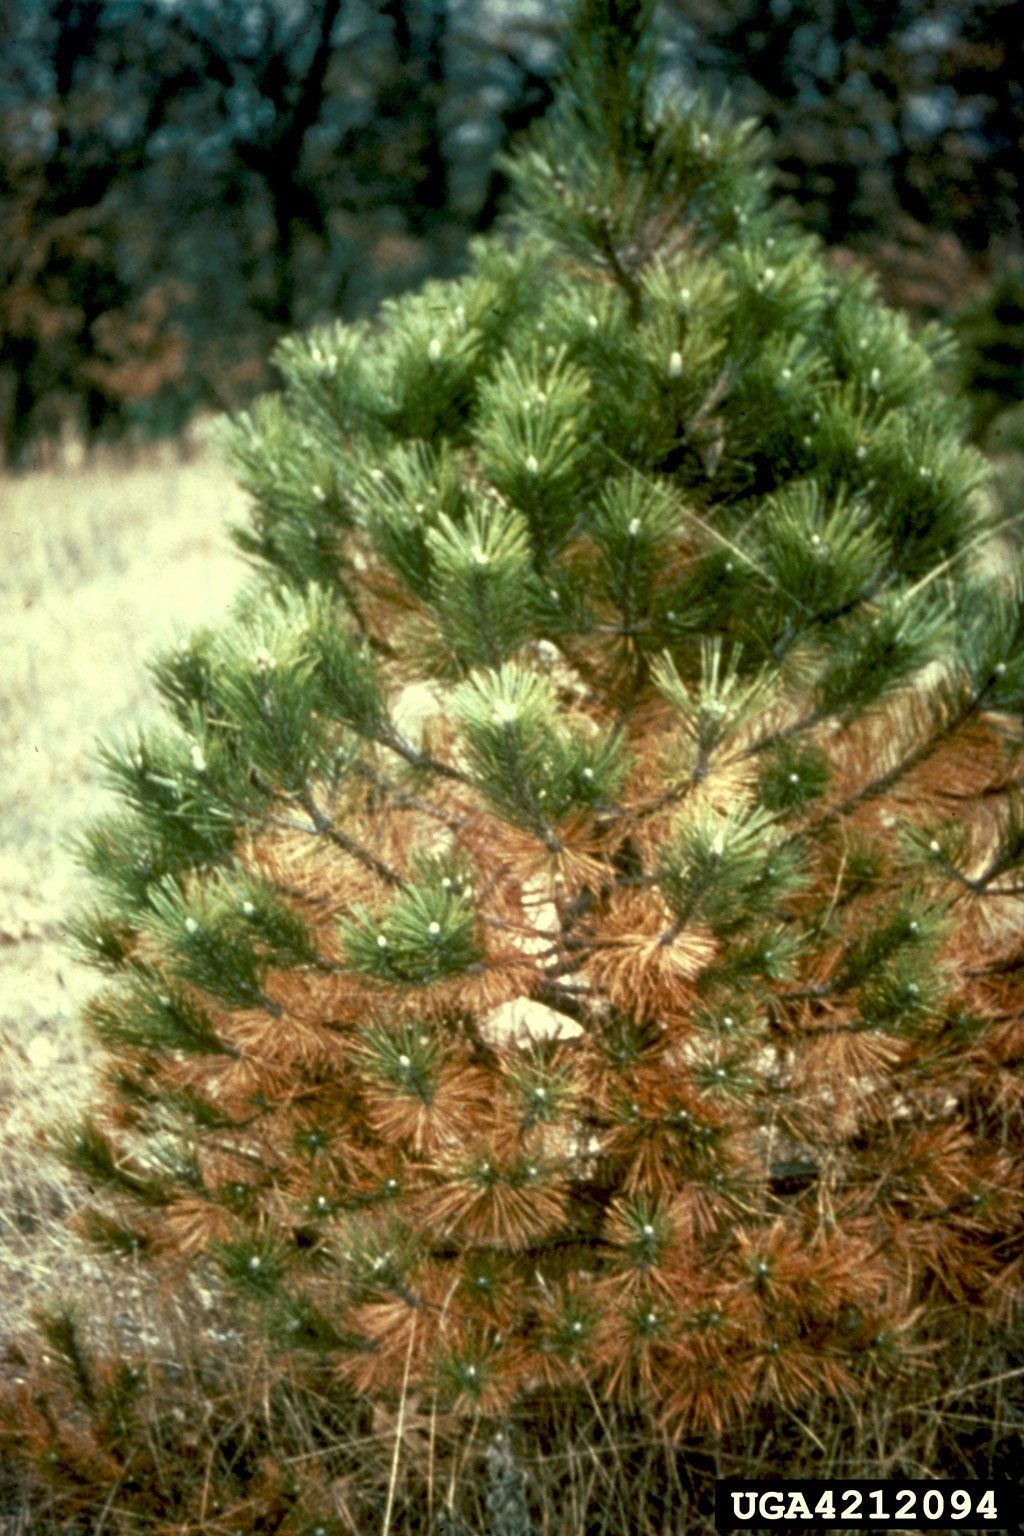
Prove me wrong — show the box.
[4,1323,1023,1535]
[0,435,248,1342]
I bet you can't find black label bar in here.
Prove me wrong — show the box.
[715,1480,1022,1531]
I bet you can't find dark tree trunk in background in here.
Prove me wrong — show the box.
[175,0,341,330]
[381,0,413,65]
[475,61,557,233]
[269,190,299,329]
[406,0,450,236]
[2,340,38,465]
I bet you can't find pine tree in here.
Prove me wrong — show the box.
[53,0,1024,1452]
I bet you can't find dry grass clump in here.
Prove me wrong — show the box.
[2,1290,1021,1535]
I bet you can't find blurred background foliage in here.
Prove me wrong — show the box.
[0,0,1021,466]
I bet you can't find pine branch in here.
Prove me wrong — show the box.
[377,726,469,784]
[350,762,474,832]
[791,668,1008,843]
[297,783,406,888]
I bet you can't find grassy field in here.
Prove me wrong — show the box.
[0,439,248,1338]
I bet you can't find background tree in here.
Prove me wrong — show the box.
[0,0,559,462]
[0,0,197,460]
[667,0,1023,256]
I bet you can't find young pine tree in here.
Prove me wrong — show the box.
[58,0,1024,1448]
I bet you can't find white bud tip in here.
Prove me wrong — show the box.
[628,517,642,536]
[427,337,442,362]
[668,350,684,378]
[471,546,489,566]
[242,901,255,916]
[184,917,199,935]
[377,934,389,948]
[788,772,800,784]
[398,1054,411,1068]
[190,744,207,772]
[869,367,881,389]
[641,1223,656,1238]
[525,454,540,474]
[763,267,776,284]
[427,921,441,936]
[929,840,941,854]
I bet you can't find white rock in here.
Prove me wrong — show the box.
[480,997,583,1048]
[390,681,445,746]
[504,877,562,961]
[25,1033,59,1069]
